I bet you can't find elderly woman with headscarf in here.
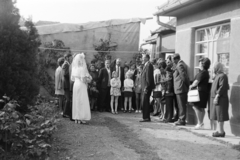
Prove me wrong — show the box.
[210,62,229,137]
[189,57,211,129]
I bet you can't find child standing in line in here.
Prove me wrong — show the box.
[135,65,143,113]
[124,72,134,113]
[110,71,121,114]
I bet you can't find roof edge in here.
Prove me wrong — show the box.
[153,0,203,16]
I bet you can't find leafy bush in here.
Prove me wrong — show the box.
[0,0,41,106]
[93,35,118,69]
[0,95,59,160]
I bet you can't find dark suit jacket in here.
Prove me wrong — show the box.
[62,61,70,90]
[111,65,124,88]
[132,69,138,82]
[98,68,112,89]
[141,61,155,93]
[173,60,190,94]
[69,63,74,91]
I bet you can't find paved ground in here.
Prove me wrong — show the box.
[50,112,240,160]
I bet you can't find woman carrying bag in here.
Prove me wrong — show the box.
[189,58,211,130]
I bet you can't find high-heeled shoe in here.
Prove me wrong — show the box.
[212,131,225,137]
[194,123,204,130]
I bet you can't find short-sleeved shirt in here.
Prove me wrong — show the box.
[194,70,209,92]
[124,79,134,92]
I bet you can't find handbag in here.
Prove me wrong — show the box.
[187,88,200,102]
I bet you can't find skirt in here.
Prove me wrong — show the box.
[152,91,162,98]
[124,91,133,97]
[191,91,208,108]
[210,97,229,122]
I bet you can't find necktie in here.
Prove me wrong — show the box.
[107,68,111,86]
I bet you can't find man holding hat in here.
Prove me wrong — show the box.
[172,53,190,126]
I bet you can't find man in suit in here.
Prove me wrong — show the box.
[62,53,73,118]
[172,53,190,126]
[140,54,155,122]
[55,57,65,113]
[111,58,124,110]
[98,59,112,112]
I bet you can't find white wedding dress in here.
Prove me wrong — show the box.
[71,54,91,121]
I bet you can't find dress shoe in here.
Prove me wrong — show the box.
[139,119,151,122]
[212,131,225,137]
[152,112,160,116]
[62,115,69,118]
[159,119,167,123]
[174,120,186,126]
[168,119,176,123]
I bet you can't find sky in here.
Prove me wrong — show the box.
[16,0,171,47]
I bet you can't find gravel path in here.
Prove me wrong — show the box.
[50,112,240,160]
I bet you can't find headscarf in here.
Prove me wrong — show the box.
[213,62,224,75]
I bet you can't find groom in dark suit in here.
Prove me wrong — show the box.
[140,54,155,122]
[62,53,73,118]
[98,59,112,112]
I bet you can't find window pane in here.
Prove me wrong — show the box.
[197,30,207,41]
[218,53,229,67]
[197,43,208,53]
[195,55,207,68]
[206,29,212,40]
[214,26,221,39]
[218,53,229,75]
[217,39,230,53]
[219,24,230,39]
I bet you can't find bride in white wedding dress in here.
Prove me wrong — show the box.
[71,53,92,124]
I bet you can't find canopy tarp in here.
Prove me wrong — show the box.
[35,18,143,63]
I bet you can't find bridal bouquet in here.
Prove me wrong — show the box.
[82,75,92,84]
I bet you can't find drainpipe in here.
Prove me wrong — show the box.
[155,15,176,31]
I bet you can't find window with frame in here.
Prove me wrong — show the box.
[195,23,230,81]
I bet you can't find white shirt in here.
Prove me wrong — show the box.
[124,78,134,92]
[116,65,121,78]
[106,67,111,86]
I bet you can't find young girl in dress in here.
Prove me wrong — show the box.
[124,72,134,113]
[110,71,121,114]
[135,65,143,113]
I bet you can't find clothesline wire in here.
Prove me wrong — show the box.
[38,47,141,53]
